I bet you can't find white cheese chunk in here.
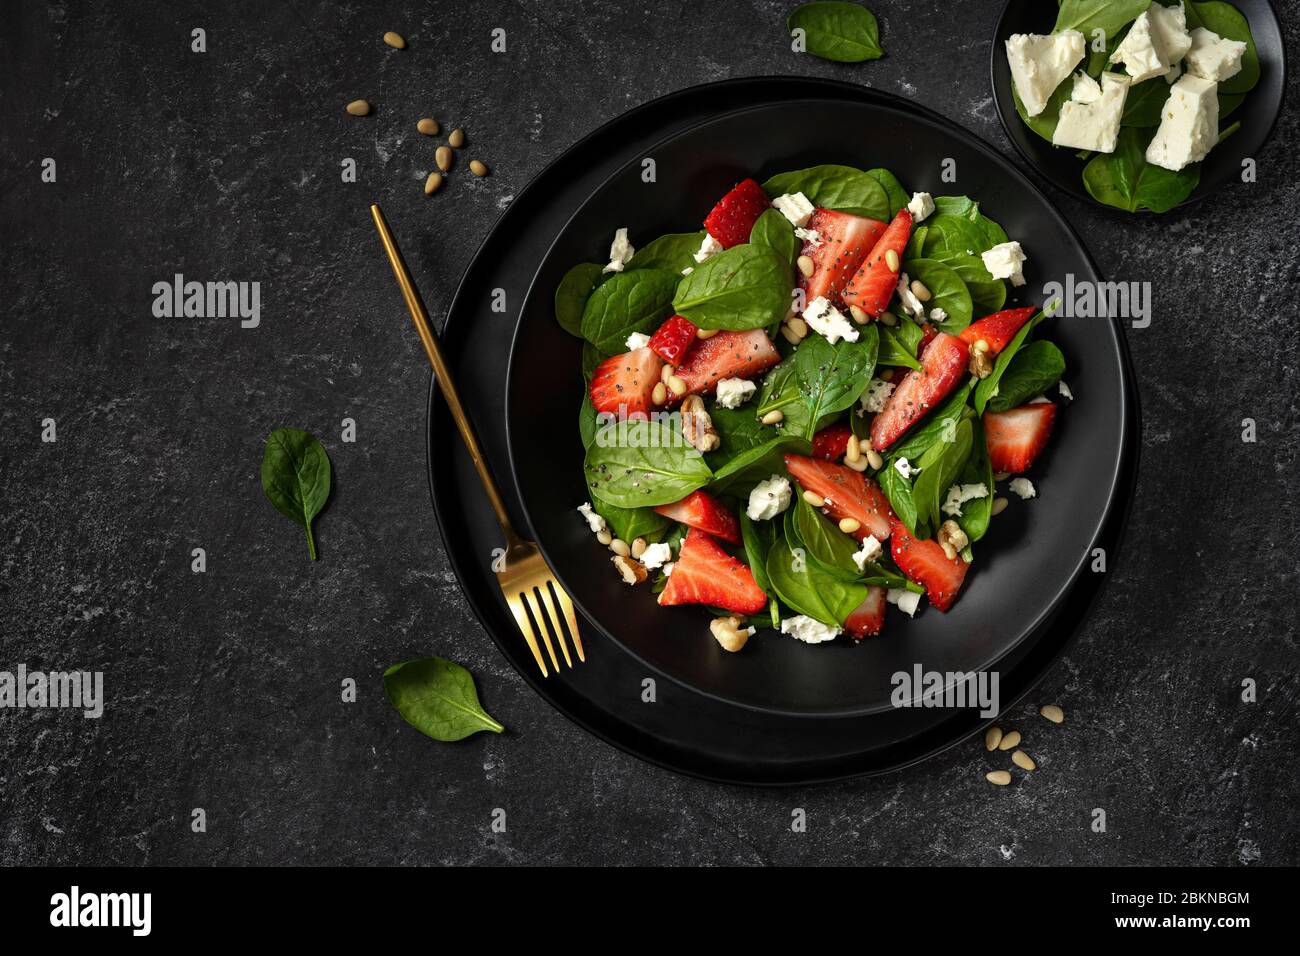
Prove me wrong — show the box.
[746,475,792,521]
[1146,73,1218,171]
[1053,71,1131,153]
[577,502,607,534]
[886,588,922,617]
[1009,477,1037,500]
[624,332,651,351]
[772,192,815,227]
[639,541,673,570]
[1005,30,1085,116]
[981,241,1027,287]
[1059,380,1073,400]
[1165,60,1182,84]
[714,377,757,409]
[860,377,896,414]
[780,615,841,644]
[942,482,990,518]
[602,227,634,273]
[693,233,724,264]
[907,191,935,223]
[851,535,883,572]
[1185,27,1246,82]
[1071,71,1102,104]
[794,226,822,247]
[804,296,859,344]
[1110,2,1193,83]
[896,272,925,317]
[894,457,919,480]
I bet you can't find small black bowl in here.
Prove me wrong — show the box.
[990,0,1286,211]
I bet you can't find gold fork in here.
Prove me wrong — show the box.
[370,203,584,677]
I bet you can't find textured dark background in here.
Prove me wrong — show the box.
[1,0,1296,866]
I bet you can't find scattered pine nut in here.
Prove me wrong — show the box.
[879,310,897,326]
[973,338,990,353]
[787,316,809,338]
[998,729,1021,751]
[986,770,1012,786]
[991,496,1009,516]
[596,529,613,546]
[609,538,631,557]
[985,726,1003,751]
[910,279,931,302]
[449,127,466,148]
[383,31,407,49]
[848,304,869,324]
[345,99,372,116]
[885,249,900,272]
[667,375,687,397]
[802,490,825,508]
[1012,750,1036,771]
[845,456,869,472]
[796,255,815,278]
[838,517,861,534]
[661,364,675,383]
[1040,704,1065,724]
[844,438,861,463]
[469,159,489,177]
[417,118,440,135]
[435,145,454,172]
[651,382,668,405]
[866,448,884,470]
[630,537,647,560]
[696,328,719,339]
[780,324,801,345]
[760,409,784,425]
[423,172,443,195]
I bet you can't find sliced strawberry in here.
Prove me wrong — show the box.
[811,422,853,461]
[841,208,913,319]
[673,329,780,397]
[916,320,937,356]
[984,403,1057,473]
[703,178,770,249]
[798,208,886,305]
[843,586,887,640]
[589,347,664,419]
[653,490,740,544]
[889,518,969,612]
[658,528,767,615]
[648,315,698,366]
[870,332,970,451]
[959,306,1038,354]
[783,453,894,542]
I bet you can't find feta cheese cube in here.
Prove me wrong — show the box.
[896,272,925,317]
[1071,71,1102,104]
[929,307,948,324]
[780,615,841,644]
[1165,60,1182,84]
[1059,380,1074,400]
[851,535,883,572]
[714,377,757,409]
[894,457,919,480]
[804,296,859,344]
[746,475,792,521]
[1110,1,1193,83]
[860,377,895,414]
[886,588,922,617]
[1009,477,1037,500]
[942,482,990,517]
[1185,27,1246,82]
[771,192,815,227]
[907,191,935,223]
[602,227,634,273]
[794,226,823,247]
[639,541,673,570]
[981,241,1027,287]
[624,332,651,351]
[1146,73,1218,171]
[1005,30,1086,116]
[577,502,607,534]
[693,233,724,264]
[1053,71,1131,153]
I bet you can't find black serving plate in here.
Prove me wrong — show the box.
[425,77,1140,784]
[991,0,1286,211]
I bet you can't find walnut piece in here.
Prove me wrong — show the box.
[680,394,721,453]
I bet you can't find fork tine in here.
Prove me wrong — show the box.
[550,582,585,662]
[523,588,561,672]
[535,583,573,668]
[507,593,549,678]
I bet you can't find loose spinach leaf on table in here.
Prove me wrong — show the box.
[911,417,974,535]
[787,1,884,63]
[580,268,679,353]
[673,243,791,330]
[986,340,1066,412]
[749,209,798,266]
[955,417,995,544]
[585,418,713,508]
[865,167,910,217]
[383,657,505,741]
[761,164,891,222]
[261,427,332,561]
[974,309,1046,414]
[1053,0,1151,36]
[627,231,708,274]
[766,538,868,627]
[555,262,605,338]
[1082,126,1200,213]
[793,326,879,439]
[903,258,973,333]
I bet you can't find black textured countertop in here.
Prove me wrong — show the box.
[1,1,1296,866]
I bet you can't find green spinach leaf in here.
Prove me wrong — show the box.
[673,244,791,330]
[585,418,713,508]
[383,657,505,741]
[1193,1,1259,95]
[261,427,332,561]
[865,167,910,217]
[1082,126,1200,213]
[766,538,867,627]
[579,394,599,449]
[749,209,798,266]
[974,310,1045,414]
[555,263,605,338]
[955,417,994,544]
[1121,77,1171,127]
[793,326,880,438]
[911,417,973,534]
[711,436,810,493]
[877,461,920,537]
[792,497,861,580]
[986,340,1066,412]
[627,231,707,273]
[761,164,891,222]
[888,381,975,462]
[788,1,884,63]
[580,268,679,353]
[903,258,973,333]
[1012,79,1073,143]
[877,325,922,369]
[1053,0,1151,36]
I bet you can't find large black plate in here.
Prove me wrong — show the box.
[991,0,1286,211]
[426,77,1140,784]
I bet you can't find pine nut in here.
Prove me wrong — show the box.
[596,529,613,545]
[879,310,897,326]
[630,537,647,559]
[797,255,815,278]
[417,118,440,135]
[866,449,884,470]
[985,726,1003,751]
[469,159,489,177]
[345,99,372,116]
[787,316,808,338]
[383,31,406,49]
[885,249,900,272]
[760,409,784,425]
[848,304,870,324]
[449,127,466,148]
[661,365,674,383]
[802,490,825,508]
[973,338,990,353]
[1040,704,1065,724]
[845,456,869,472]
[998,729,1021,751]
[991,496,1009,516]
[696,328,719,339]
[780,325,801,345]
[844,438,861,463]
[667,375,687,397]
[910,279,931,302]
[1012,750,1036,771]
[838,518,861,534]
[435,145,454,172]
[651,382,668,405]
[610,538,631,557]
[423,172,443,195]
[986,770,1012,786]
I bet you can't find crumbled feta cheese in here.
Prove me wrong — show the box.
[681,266,694,275]
[896,272,925,317]
[1110,2,1192,83]
[746,475,792,521]
[771,192,815,227]
[577,502,607,534]
[907,191,935,223]
[602,227,634,274]
[1165,60,1182,84]
[1059,380,1073,400]
[639,541,673,570]
[715,377,757,409]
[1146,73,1219,171]
[1009,477,1037,500]
[1028,395,1052,405]
[886,588,922,617]
[894,457,919,480]
[804,296,859,344]
[1053,71,1131,153]
[794,226,822,247]
[982,241,1027,287]
[1005,30,1086,116]
[929,307,948,324]
[851,535,883,571]
[942,482,990,517]
[662,561,675,576]
[860,377,896,414]
[693,234,724,264]
[780,615,841,644]
[1071,71,1102,104]
[1185,27,1246,82]
[624,332,651,351]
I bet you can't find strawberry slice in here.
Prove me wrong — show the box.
[589,347,665,419]
[673,329,780,397]
[958,306,1038,354]
[703,178,770,249]
[916,320,937,356]
[870,332,970,451]
[798,208,887,306]
[648,315,698,366]
[843,586,887,640]
[653,490,740,544]
[984,403,1057,473]
[841,208,913,319]
[889,518,969,612]
[658,528,767,615]
[811,422,853,461]
[783,453,894,542]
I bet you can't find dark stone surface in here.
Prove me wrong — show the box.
[1,1,1295,866]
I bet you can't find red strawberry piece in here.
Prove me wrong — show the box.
[889,518,969,612]
[648,315,699,366]
[703,178,771,249]
[798,208,887,306]
[783,453,894,542]
[841,207,913,319]
[653,490,740,544]
[588,347,665,419]
[673,329,780,397]
[870,332,970,451]
[983,403,1057,474]
[843,586,887,640]
[916,320,937,356]
[811,422,853,461]
[958,306,1038,354]
[658,528,767,615]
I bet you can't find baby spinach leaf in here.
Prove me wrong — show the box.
[708,405,779,457]
[930,251,1007,316]
[740,513,778,597]
[580,268,679,353]
[793,326,880,438]
[793,497,861,580]
[761,165,891,222]
[1082,126,1200,213]
[955,418,994,544]
[888,381,975,462]
[931,196,976,218]
[579,394,599,449]
[1053,0,1151,36]
[673,244,791,330]
[974,310,1045,414]
[757,354,835,437]
[383,657,505,742]
[749,209,798,266]
[876,325,922,369]
[787,1,884,63]
[555,263,605,338]
[919,213,985,258]
[581,340,608,384]
[628,231,707,273]
[1012,80,1072,143]
[878,461,920,538]
[903,259,973,333]
[585,418,712,508]
[261,427,331,561]
[912,417,973,534]
[766,538,867,627]
[1193,1,1259,94]
[986,340,1066,412]
[1121,77,1171,127]
[865,167,910,217]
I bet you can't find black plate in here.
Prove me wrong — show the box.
[427,77,1139,784]
[507,97,1133,716]
[991,0,1286,211]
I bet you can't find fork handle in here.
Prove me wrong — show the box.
[370,203,522,548]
